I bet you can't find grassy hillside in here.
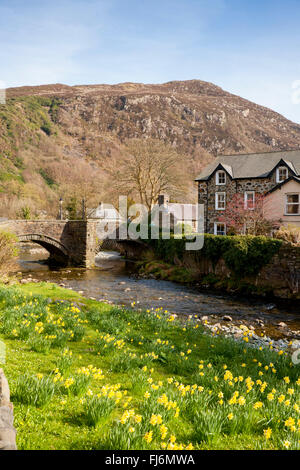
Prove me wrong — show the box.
[0,96,105,218]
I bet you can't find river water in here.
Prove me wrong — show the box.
[17,245,300,340]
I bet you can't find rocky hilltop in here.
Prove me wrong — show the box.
[1,80,300,217]
[7,79,300,155]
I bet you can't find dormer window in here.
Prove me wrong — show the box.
[216,170,226,185]
[276,166,288,183]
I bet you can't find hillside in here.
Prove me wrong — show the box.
[1,79,300,218]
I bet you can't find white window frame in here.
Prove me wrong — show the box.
[244,191,255,210]
[276,166,288,183]
[215,192,226,210]
[216,170,226,185]
[285,193,300,215]
[214,222,226,236]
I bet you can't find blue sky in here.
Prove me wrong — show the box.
[0,0,300,122]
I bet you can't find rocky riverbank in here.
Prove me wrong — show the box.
[14,247,300,356]
[196,314,300,356]
[12,272,300,358]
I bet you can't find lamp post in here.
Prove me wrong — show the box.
[59,197,63,220]
[82,198,86,220]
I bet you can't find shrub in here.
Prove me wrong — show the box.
[174,222,193,236]
[146,234,283,278]
[222,235,282,277]
[17,206,31,219]
[39,168,56,187]
[0,230,19,279]
[40,122,52,136]
[274,224,300,245]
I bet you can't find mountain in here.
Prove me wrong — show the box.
[1,79,300,218]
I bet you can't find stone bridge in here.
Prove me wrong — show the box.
[0,219,147,267]
[0,220,98,267]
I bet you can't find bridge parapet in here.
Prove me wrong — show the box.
[0,220,98,268]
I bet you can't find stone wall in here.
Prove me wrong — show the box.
[257,244,300,298]
[132,240,300,299]
[180,243,300,299]
[0,369,17,450]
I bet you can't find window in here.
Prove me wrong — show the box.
[216,170,226,185]
[244,191,255,210]
[215,192,226,210]
[214,222,226,236]
[276,166,288,183]
[285,194,300,215]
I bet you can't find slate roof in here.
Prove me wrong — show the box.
[266,175,300,194]
[195,149,300,181]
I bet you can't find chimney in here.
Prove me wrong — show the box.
[158,194,169,206]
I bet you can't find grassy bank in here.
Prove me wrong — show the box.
[0,282,299,450]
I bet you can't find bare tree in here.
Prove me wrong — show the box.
[49,159,104,216]
[108,139,186,209]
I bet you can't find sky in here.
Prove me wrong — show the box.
[0,0,300,122]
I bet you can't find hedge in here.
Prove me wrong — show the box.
[145,234,283,278]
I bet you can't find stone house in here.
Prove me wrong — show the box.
[195,149,300,235]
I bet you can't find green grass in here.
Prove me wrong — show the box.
[0,282,299,450]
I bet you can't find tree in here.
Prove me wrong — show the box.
[0,231,18,279]
[17,206,31,220]
[49,159,105,217]
[218,193,279,236]
[108,139,186,210]
[65,197,78,220]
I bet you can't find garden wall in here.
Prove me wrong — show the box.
[141,236,300,299]
[179,244,300,299]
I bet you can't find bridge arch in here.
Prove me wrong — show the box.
[18,233,70,265]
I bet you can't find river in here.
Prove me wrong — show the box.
[16,244,300,342]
